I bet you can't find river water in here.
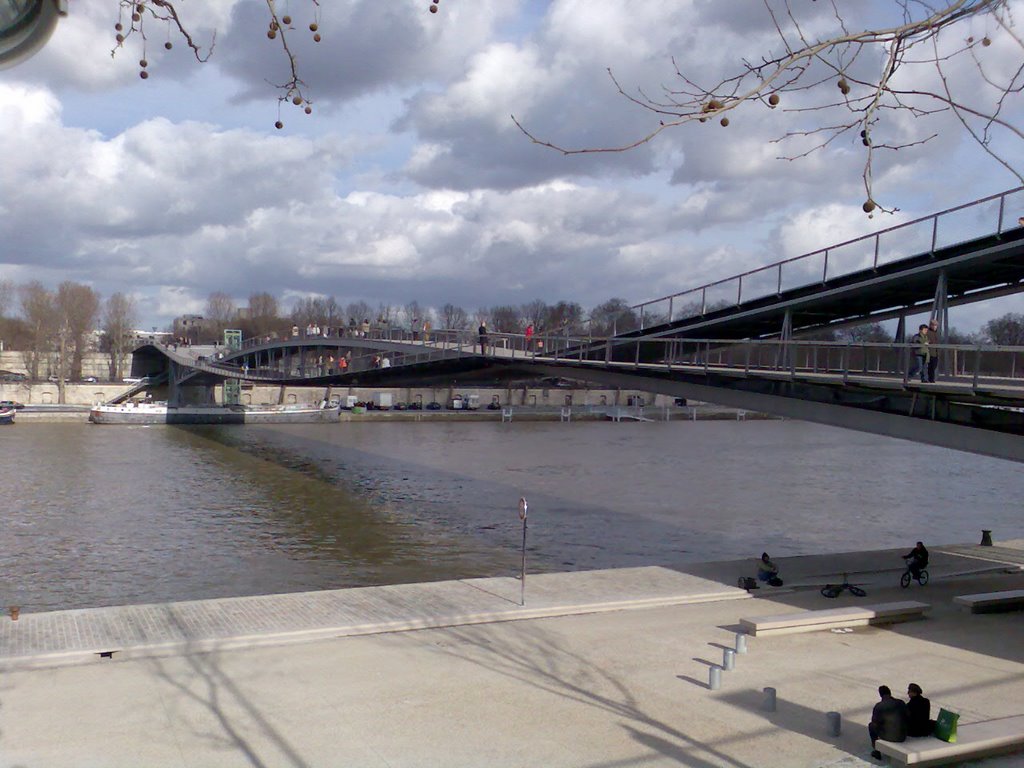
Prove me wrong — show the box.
[2,419,1022,612]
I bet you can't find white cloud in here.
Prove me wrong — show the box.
[0,1,1021,333]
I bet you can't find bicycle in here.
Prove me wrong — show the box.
[900,557,929,588]
[820,573,867,599]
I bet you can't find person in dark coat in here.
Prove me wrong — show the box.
[869,685,908,760]
[906,683,934,737]
[902,542,929,580]
[478,322,489,355]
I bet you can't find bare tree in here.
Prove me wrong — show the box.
[838,322,890,343]
[441,303,469,330]
[110,1,444,128]
[247,291,280,336]
[521,300,549,331]
[56,282,101,383]
[489,305,523,333]
[205,291,236,340]
[0,278,13,318]
[544,301,585,334]
[19,281,55,381]
[589,298,639,336]
[404,300,425,330]
[514,1,1023,211]
[984,312,1024,344]
[346,301,373,325]
[103,292,138,382]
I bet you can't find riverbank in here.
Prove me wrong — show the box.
[9,403,776,423]
[2,541,1023,767]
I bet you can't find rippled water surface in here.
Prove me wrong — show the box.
[3,419,1022,611]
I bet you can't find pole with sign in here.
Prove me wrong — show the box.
[518,497,528,606]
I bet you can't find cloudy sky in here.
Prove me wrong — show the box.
[2,0,1023,331]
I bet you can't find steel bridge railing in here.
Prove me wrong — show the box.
[629,186,1024,332]
[161,329,1024,397]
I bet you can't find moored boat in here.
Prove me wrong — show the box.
[88,402,339,425]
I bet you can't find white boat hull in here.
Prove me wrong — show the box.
[89,403,339,425]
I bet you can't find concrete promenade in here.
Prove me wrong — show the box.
[1,543,1023,767]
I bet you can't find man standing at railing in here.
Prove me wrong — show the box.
[927,319,940,383]
[478,322,489,355]
[909,324,930,383]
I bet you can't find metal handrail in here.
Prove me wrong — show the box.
[630,186,1024,329]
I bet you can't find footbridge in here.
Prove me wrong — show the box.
[119,188,1024,460]
[609,187,1024,347]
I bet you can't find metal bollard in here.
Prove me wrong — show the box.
[981,529,993,546]
[723,648,736,671]
[763,687,777,712]
[735,632,748,654]
[708,665,722,690]
[827,711,842,737]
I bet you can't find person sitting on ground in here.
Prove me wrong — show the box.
[869,685,908,760]
[902,541,929,580]
[906,683,934,737]
[757,553,780,585]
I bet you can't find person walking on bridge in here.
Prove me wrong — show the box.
[909,324,929,383]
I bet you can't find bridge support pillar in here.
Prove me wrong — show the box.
[776,309,793,369]
[933,269,950,377]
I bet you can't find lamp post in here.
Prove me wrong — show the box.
[518,497,528,606]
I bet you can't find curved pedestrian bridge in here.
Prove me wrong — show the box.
[120,188,1024,460]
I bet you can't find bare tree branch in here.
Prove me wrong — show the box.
[513,0,1022,212]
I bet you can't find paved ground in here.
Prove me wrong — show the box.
[1,542,1023,767]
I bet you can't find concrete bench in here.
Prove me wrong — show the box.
[876,714,1024,766]
[738,601,929,637]
[953,589,1024,614]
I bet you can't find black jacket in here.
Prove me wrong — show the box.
[872,696,908,742]
[907,695,932,737]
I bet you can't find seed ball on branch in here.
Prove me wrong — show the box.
[292,96,303,105]
[304,106,312,114]
[267,29,277,39]
[837,78,850,94]
[116,33,124,42]
[132,13,140,22]
[115,22,123,31]
[282,15,292,25]
[139,59,147,67]
[720,117,729,127]
[707,99,723,111]
[313,33,321,42]
[164,41,172,50]
[982,37,991,46]
[430,4,438,12]
[139,70,148,79]
[275,121,284,130]
[863,200,876,213]
[309,23,318,32]
[768,93,779,106]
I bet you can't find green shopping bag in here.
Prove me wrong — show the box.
[934,709,959,743]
